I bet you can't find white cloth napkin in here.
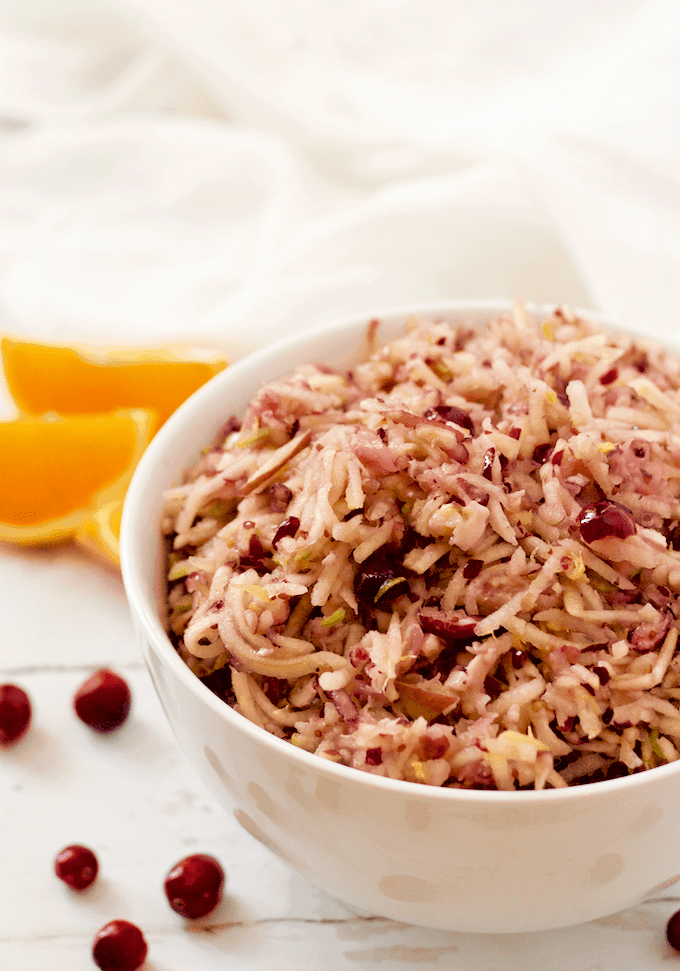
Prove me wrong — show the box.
[0,0,679,362]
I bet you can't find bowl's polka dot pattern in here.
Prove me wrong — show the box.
[586,852,624,886]
[204,744,233,788]
[233,809,279,853]
[283,774,309,807]
[313,776,343,813]
[379,874,444,903]
[404,800,430,831]
[246,780,280,821]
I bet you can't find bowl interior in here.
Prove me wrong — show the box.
[120,299,680,803]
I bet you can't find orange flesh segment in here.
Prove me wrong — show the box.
[0,410,152,542]
[1,337,227,431]
[75,499,123,568]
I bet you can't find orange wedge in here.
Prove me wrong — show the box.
[1,336,227,433]
[75,499,124,569]
[0,410,153,547]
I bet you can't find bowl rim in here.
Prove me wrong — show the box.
[121,298,680,805]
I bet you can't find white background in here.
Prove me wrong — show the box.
[2,2,680,968]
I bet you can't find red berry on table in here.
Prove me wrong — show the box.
[164,853,225,919]
[0,683,31,745]
[54,844,98,890]
[73,669,131,734]
[92,920,147,971]
[667,909,680,950]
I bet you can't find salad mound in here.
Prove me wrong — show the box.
[162,306,680,790]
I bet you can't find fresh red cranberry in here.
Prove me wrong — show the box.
[54,844,98,890]
[667,909,680,950]
[92,920,147,971]
[0,683,31,745]
[164,853,225,919]
[73,669,131,734]
[578,501,636,544]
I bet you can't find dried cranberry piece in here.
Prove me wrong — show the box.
[532,442,553,464]
[634,351,649,373]
[272,515,300,549]
[482,448,495,480]
[592,665,611,685]
[462,559,483,580]
[666,521,680,550]
[354,552,408,607]
[164,853,225,919]
[365,747,382,766]
[92,920,147,971]
[599,368,618,386]
[426,404,474,434]
[668,910,680,951]
[418,608,479,645]
[630,609,672,653]
[74,669,131,734]
[420,735,448,760]
[239,534,269,572]
[54,844,98,890]
[0,683,31,745]
[510,649,526,669]
[269,482,292,512]
[578,501,636,544]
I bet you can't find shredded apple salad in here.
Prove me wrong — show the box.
[162,306,680,790]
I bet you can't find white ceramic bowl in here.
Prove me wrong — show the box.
[121,300,680,934]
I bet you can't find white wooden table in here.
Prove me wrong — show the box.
[2,541,680,971]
